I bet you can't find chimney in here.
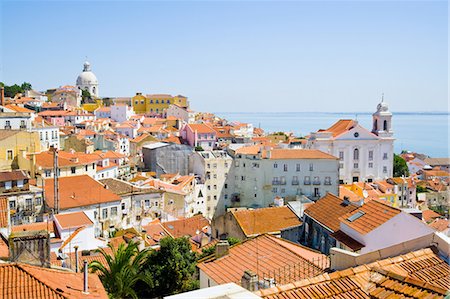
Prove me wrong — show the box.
[0,87,4,106]
[241,270,259,291]
[342,196,350,206]
[83,260,89,294]
[74,246,79,272]
[215,240,229,258]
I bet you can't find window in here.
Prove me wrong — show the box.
[292,176,299,185]
[140,100,144,104]
[234,161,239,167]
[213,174,217,179]
[368,162,373,168]
[213,163,217,168]
[214,195,217,200]
[383,166,387,173]
[283,164,288,172]
[121,203,126,210]
[272,187,278,193]
[207,196,211,201]
[224,194,228,199]
[207,163,211,169]
[272,177,280,185]
[102,208,108,219]
[274,163,278,169]
[280,176,286,185]
[144,199,150,208]
[383,120,388,131]
[309,163,313,171]
[35,197,42,206]
[353,148,359,160]
[4,181,11,190]
[313,176,320,185]
[339,151,344,160]
[39,132,43,141]
[304,176,311,185]
[17,180,23,188]
[20,120,26,129]
[296,164,301,172]
[354,163,359,169]
[224,183,228,189]
[281,188,285,193]
[241,176,245,181]
[111,207,118,217]
[6,150,13,160]
[9,200,16,209]
[71,167,76,174]
[26,198,32,209]
[45,132,48,140]
[368,150,373,161]
[383,153,388,160]
[85,165,88,171]
[156,100,159,104]
[150,100,153,104]
[92,163,95,169]
[207,185,211,190]
[324,176,331,185]
[45,170,51,177]
[314,188,320,197]
[339,162,344,169]
[4,120,11,129]
[214,184,217,190]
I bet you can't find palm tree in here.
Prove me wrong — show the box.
[89,241,152,299]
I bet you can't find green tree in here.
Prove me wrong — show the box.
[416,185,428,193]
[4,84,22,97]
[21,82,32,91]
[198,237,241,260]
[89,242,152,299]
[81,89,92,104]
[393,154,409,177]
[138,237,198,298]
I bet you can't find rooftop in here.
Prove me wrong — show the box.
[162,214,210,238]
[268,149,338,160]
[304,193,358,232]
[231,206,302,237]
[54,211,93,230]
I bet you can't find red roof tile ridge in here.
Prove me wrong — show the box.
[59,226,86,251]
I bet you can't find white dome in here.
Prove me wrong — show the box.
[76,71,98,85]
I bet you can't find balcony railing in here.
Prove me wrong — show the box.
[272,181,280,185]
[313,181,321,185]
[292,181,299,185]
[304,181,311,185]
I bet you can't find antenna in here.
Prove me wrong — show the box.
[51,146,59,214]
[381,93,384,102]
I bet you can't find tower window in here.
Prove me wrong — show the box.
[353,148,359,160]
[374,119,378,131]
[383,120,388,131]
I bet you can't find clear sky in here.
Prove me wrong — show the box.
[1,1,447,113]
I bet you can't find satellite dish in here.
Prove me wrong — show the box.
[362,190,369,199]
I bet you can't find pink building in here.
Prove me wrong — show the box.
[181,123,217,150]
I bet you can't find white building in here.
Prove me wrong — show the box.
[308,100,394,184]
[111,104,134,123]
[166,104,195,124]
[76,61,99,98]
[31,121,60,150]
[189,150,233,219]
[229,146,339,208]
[0,111,33,130]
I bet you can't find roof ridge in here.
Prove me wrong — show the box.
[14,264,69,298]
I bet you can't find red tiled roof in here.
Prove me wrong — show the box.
[256,248,449,299]
[54,211,93,230]
[0,170,29,182]
[304,193,358,232]
[231,206,302,237]
[321,119,356,137]
[429,218,449,232]
[422,209,442,223]
[162,215,210,238]
[187,123,216,134]
[339,200,401,235]
[44,175,121,210]
[12,221,55,234]
[198,234,328,285]
[0,262,108,298]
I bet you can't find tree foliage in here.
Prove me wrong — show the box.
[89,242,151,299]
[0,82,32,97]
[81,89,92,104]
[198,237,241,260]
[137,237,198,298]
[393,154,409,177]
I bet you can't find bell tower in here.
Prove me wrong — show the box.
[372,94,393,138]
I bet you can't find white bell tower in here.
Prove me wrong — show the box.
[372,94,393,138]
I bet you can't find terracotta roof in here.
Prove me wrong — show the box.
[11,221,55,233]
[198,234,328,285]
[330,230,364,251]
[339,200,401,235]
[99,178,158,196]
[424,157,450,166]
[50,247,113,272]
[162,135,181,144]
[256,248,449,298]
[338,186,361,202]
[4,104,34,113]
[142,220,173,246]
[0,263,108,298]
[162,214,210,238]
[268,149,338,160]
[44,175,121,210]
[54,211,93,230]
[235,145,261,155]
[187,123,216,134]
[0,235,8,259]
[0,197,8,228]
[0,170,29,182]
[304,193,358,232]
[429,218,449,232]
[422,209,442,223]
[231,206,302,237]
[321,119,356,137]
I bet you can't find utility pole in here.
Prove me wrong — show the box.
[50,146,59,214]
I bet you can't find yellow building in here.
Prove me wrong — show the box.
[0,130,41,171]
[132,93,188,114]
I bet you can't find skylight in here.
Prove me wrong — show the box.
[347,211,365,222]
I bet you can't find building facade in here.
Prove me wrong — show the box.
[308,100,394,184]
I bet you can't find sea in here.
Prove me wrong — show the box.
[215,112,449,158]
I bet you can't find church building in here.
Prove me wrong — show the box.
[76,61,99,98]
[307,99,394,184]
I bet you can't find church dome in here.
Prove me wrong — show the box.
[377,101,389,112]
[76,61,98,86]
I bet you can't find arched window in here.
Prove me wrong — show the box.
[353,148,359,160]
[320,236,326,253]
[373,119,378,131]
[383,120,388,131]
[92,86,96,95]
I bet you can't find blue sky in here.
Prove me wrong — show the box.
[1,1,447,112]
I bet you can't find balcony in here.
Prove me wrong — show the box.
[313,180,321,185]
[272,181,280,185]
[292,180,299,185]
[4,126,11,130]
[304,181,311,185]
